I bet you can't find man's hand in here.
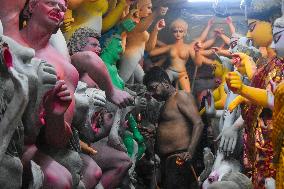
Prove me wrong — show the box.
[225,72,243,94]
[107,88,134,108]
[43,80,72,116]
[158,7,168,16]
[176,151,193,162]
[156,19,166,31]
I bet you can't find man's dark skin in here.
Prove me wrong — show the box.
[143,67,204,188]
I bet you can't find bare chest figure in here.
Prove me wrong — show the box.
[157,93,191,155]
[169,44,192,72]
[36,45,79,124]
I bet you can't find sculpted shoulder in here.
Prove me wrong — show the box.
[176,90,195,105]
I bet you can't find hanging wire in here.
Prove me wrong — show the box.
[212,0,229,17]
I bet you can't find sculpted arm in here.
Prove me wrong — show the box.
[226,72,273,109]
[71,52,133,108]
[195,18,214,42]
[177,93,204,156]
[146,19,165,52]
[149,45,171,57]
[102,0,127,33]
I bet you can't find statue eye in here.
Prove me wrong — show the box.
[230,40,237,49]
[273,34,281,44]
[248,22,256,32]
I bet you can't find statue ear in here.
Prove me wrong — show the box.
[29,1,38,14]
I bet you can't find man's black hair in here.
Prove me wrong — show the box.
[143,66,171,87]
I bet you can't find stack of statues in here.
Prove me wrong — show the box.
[1,0,284,188]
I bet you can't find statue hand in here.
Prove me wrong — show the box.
[225,72,243,94]
[158,7,168,16]
[225,16,233,24]
[228,95,245,112]
[43,80,72,116]
[134,96,147,111]
[205,90,216,117]
[156,19,166,31]
[89,88,106,107]
[265,177,275,189]
[107,88,134,108]
[216,113,238,155]
[208,17,215,27]
[194,41,203,52]
[214,28,225,36]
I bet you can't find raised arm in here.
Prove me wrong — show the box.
[149,45,171,56]
[102,0,127,33]
[177,92,204,157]
[225,16,236,35]
[195,17,215,42]
[145,19,165,52]
[132,6,168,33]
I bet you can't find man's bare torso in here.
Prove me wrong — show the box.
[157,92,193,156]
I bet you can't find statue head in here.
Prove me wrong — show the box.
[271,0,284,57]
[137,0,152,18]
[246,19,273,47]
[170,18,188,40]
[68,27,101,56]
[242,0,282,47]
[23,0,67,32]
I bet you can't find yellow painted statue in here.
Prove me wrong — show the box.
[63,0,128,39]
[226,1,284,187]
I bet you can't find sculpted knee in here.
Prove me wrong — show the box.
[117,155,132,173]
[45,168,72,189]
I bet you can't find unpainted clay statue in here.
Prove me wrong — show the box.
[119,0,168,84]
[150,18,215,92]
[74,82,133,188]
[0,37,29,189]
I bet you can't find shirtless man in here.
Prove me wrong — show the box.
[143,66,204,189]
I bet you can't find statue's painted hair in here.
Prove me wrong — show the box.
[170,18,188,32]
[143,66,171,87]
[67,27,101,56]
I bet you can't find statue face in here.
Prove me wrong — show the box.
[247,19,273,47]
[271,26,284,57]
[172,27,186,40]
[139,3,152,18]
[82,37,101,55]
[31,0,67,27]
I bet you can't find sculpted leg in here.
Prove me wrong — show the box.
[33,151,72,189]
[92,140,132,189]
[133,64,145,84]
[119,53,143,84]
[178,72,191,93]
[80,153,102,189]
